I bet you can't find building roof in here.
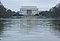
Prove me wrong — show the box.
[21,6,37,8]
[20,6,38,10]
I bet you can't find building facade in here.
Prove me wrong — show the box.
[20,6,38,15]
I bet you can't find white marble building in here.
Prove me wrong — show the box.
[20,6,38,15]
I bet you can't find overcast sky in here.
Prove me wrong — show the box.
[0,0,60,11]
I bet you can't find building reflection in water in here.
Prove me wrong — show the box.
[20,18,37,35]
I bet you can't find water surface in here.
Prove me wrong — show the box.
[0,18,60,41]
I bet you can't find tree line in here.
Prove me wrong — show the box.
[35,3,60,18]
[0,4,16,18]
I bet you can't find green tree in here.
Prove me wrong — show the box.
[39,11,51,18]
[6,9,13,18]
[50,3,60,18]
[0,5,6,18]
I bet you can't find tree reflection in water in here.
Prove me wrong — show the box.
[50,20,60,38]
[0,20,6,36]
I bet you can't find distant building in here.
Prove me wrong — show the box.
[20,6,38,16]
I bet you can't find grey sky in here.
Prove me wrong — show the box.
[0,0,60,11]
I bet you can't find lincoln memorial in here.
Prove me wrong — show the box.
[20,6,38,16]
